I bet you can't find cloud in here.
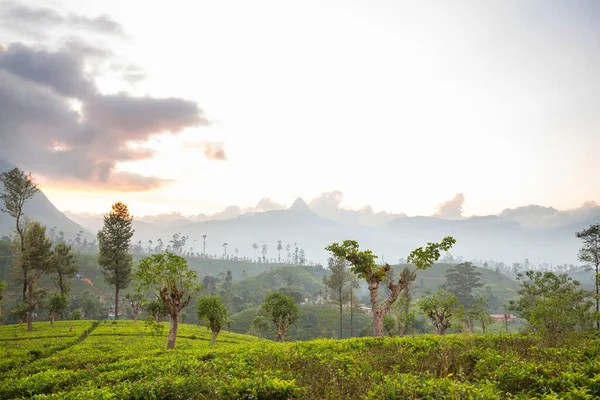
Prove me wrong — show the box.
[434,193,465,219]
[254,197,286,212]
[499,201,600,229]
[309,191,406,226]
[0,3,124,38]
[0,39,211,191]
[202,143,227,161]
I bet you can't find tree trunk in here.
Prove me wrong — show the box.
[114,287,119,321]
[133,309,139,322]
[17,214,27,302]
[167,314,179,349]
[211,330,217,345]
[595,262,600,330]
[27,279,33,332]
[277,330,285,342]
[50,315,54,325]
[339,288,343,339]
[59,272,64,296]
[350,286,353,338]
[369,280,382,337]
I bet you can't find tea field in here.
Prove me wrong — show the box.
[2,321,600,399]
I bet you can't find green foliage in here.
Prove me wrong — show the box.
[44,292,68,323]
[249,315,270,338]
[3,321,600,398]
[196,295,228,343]
[70,309,82,320]
[508,271,593,344]
[50,243,78,296]
[325,240,383,280]
[383,315,396,337]
[469,295,494,333]
[98,201,134,321]
[576,223,600,329]
[441,261,483,310]
[262,292,299,342]
[0,280,5,319]
[134,252,202,315]
[406,237,457,270]
[417,289,460,335]
[134,252,202,348]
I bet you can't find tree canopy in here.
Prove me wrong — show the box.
[197,295,228,344]
[262,292,299,342]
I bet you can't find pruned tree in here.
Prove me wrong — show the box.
[44,292,68,325]
[50,243,78,296]
[469,295,494,333]
[326,237,456,337]
[202,235,207,256]
[323,256,352,339]
[0,280,5,324]
[576,223,600,329]
[249,315,270,338]
[126,292,144,321]
[134,252,202,349]
[262,292,299,342]
[0,168,39,302]
[417,289,459,335]
[145,299,167,323]
[196,295,228,344]
[98,202,134,322]
[252,243,259,262]
[22,221,53,331]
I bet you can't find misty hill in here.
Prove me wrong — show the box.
[114,210,594,266]
[0,160,90,239]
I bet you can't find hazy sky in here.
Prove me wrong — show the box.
[1,0,599,217]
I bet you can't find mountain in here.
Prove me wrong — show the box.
[288,197,313,215]
[0,160,90,238]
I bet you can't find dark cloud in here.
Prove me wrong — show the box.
[202,143,227,161]
[0,43,95,98]
[0,41,212,191]
[434,193,465,219]
[1,3,124,37]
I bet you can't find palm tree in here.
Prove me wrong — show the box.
[252,243,259,262]
[277,240,283,262]
[222,242,228,259]
[202,235,207,256]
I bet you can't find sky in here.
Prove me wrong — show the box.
[1,0,599,218]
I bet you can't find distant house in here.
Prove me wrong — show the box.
[360,306,372,315]
[76,274,84,279]
[490,314,516,322]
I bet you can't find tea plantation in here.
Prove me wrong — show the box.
[2,321,600,399]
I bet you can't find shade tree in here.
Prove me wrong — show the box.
[326,237,455,337]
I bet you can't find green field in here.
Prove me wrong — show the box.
[2,320,600,399]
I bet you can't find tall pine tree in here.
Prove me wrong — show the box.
[22,221,53,331]
[98,202,134,321]
[0,168,39,302]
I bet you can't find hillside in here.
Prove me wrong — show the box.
[1,321,599,398]
[0,160,91,239]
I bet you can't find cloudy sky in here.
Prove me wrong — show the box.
[1,0,599,218]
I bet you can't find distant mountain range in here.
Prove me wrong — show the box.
[1,160,599,265]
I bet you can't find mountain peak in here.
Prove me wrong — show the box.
[289,197,313,214]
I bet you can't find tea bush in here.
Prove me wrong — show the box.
[1,321,600,399]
